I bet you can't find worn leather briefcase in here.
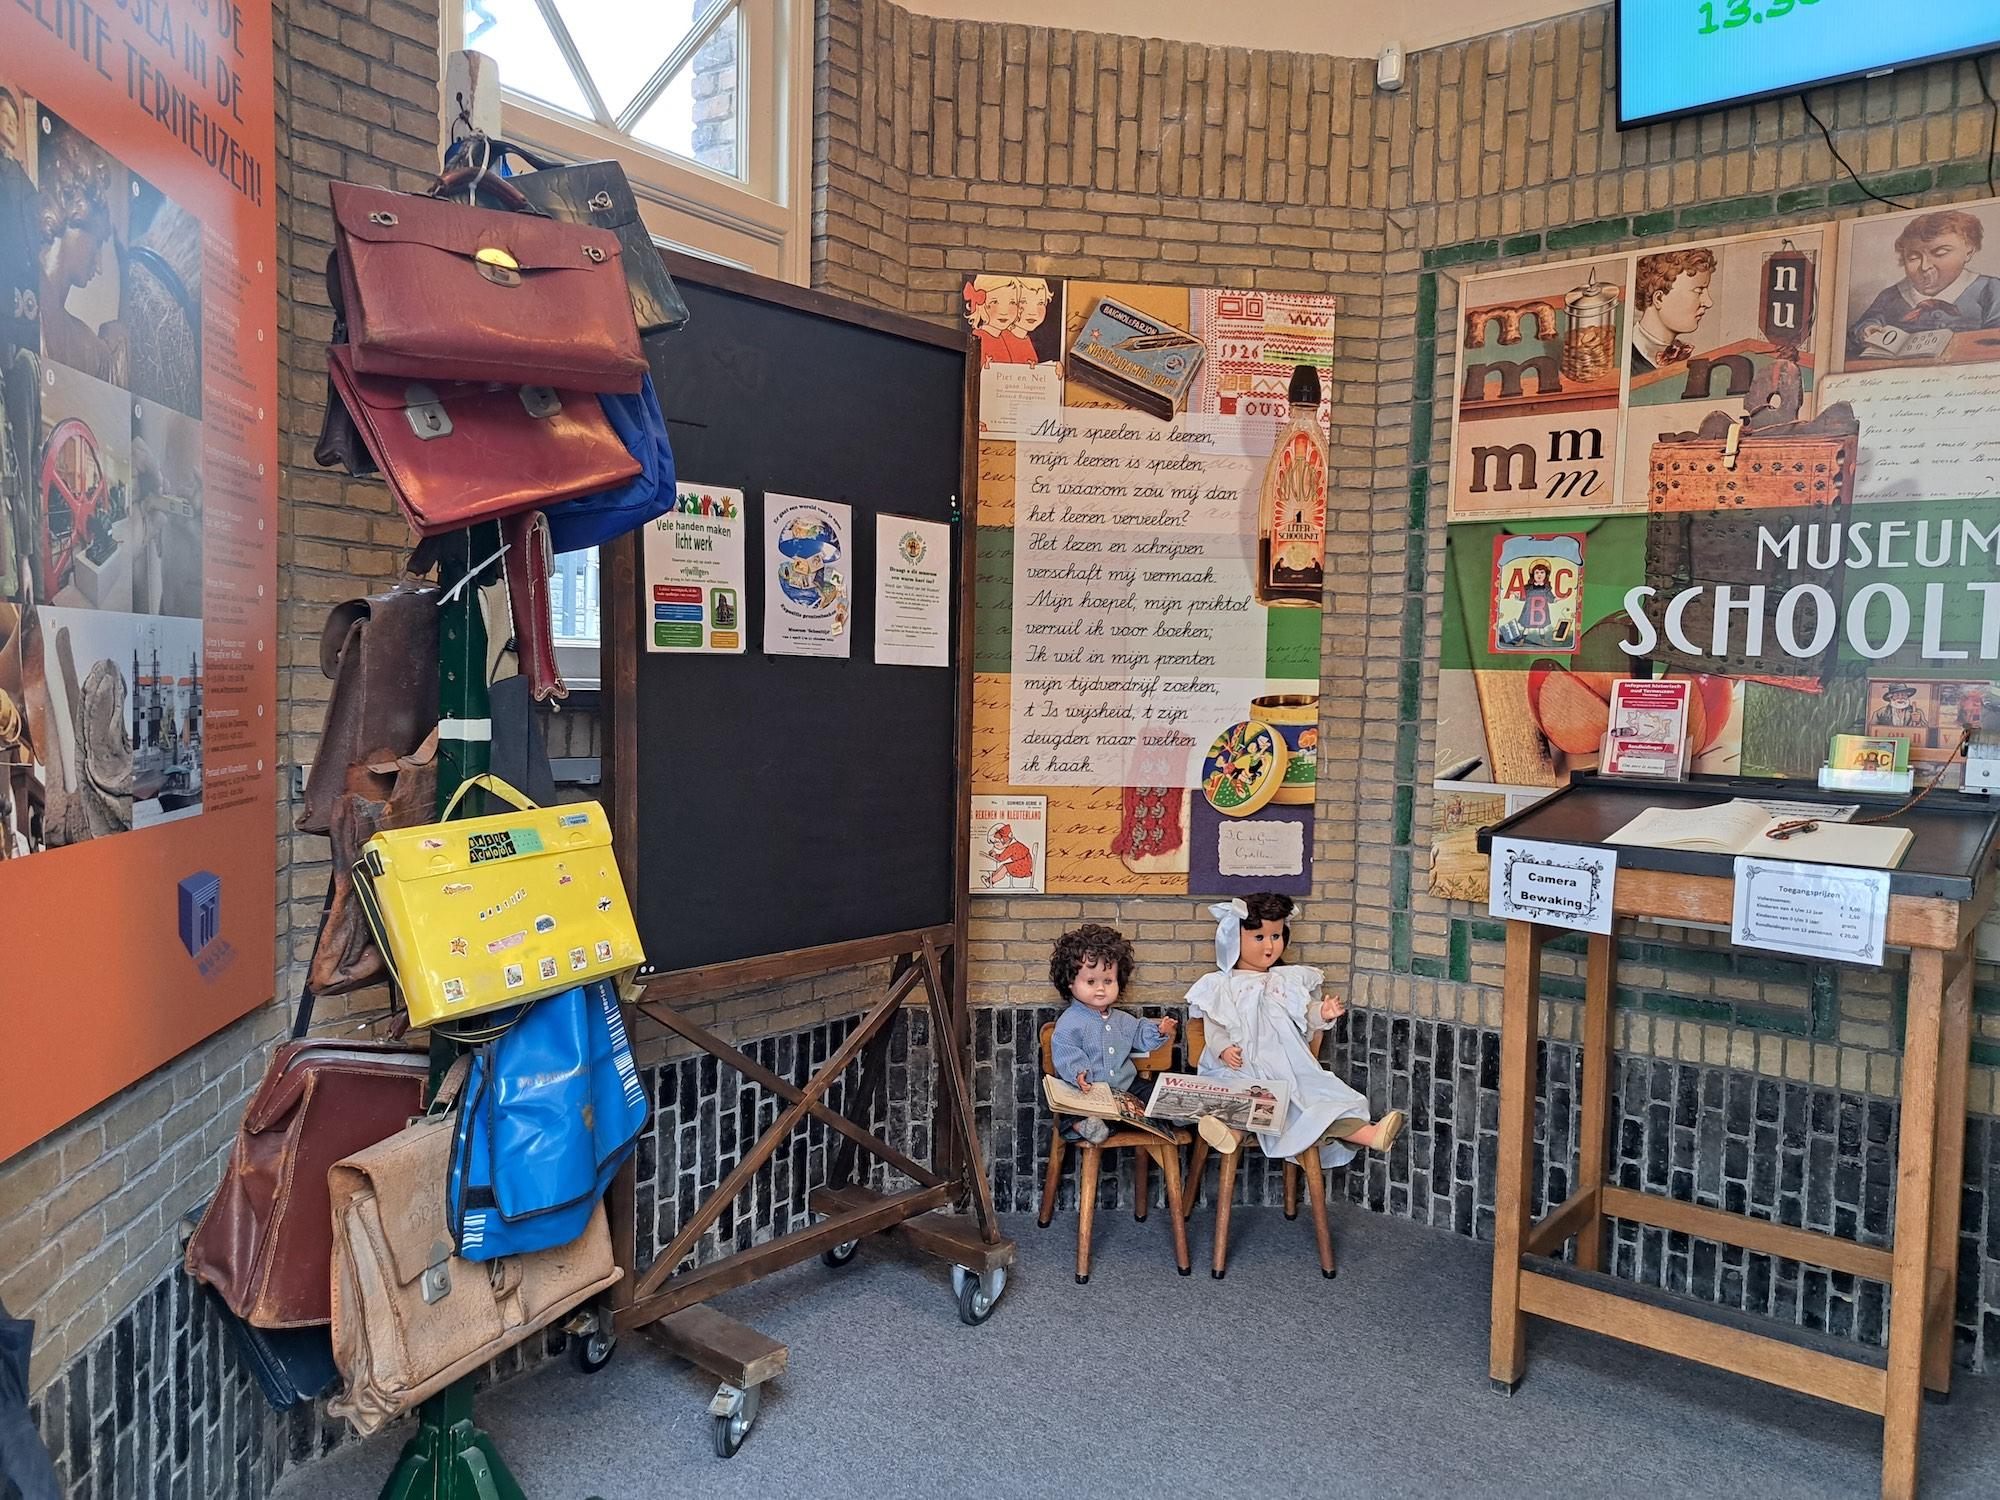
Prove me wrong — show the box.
[330,180,646,394]
[299,582,439,835]
[184,1039,429,1328]
[327,1072,620,1437]
[325,346,641,538]
[503,152,690,337]
[312,732,438,996]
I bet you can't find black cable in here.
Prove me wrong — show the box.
[1977,55,1999,199]
[1801,91,1915,210]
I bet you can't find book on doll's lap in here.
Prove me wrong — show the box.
[1043,1072,1292,1136]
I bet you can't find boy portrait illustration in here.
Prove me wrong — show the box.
[1630,248,1717,374]
[1847,209,2000,360]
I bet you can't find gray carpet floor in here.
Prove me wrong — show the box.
[276,1206,2000,1500]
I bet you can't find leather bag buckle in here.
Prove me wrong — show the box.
[475,245,522,287]
[402,386,452,440]
[519,386,560,420]
[421,1239,453,1304]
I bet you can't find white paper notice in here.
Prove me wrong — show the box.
[1819,367,2000,503]
[1216,819,1305,878]
[642,484,746,653]
[978,365,1062,442]
[874,515,950,668]
[1008,409,1268,788]
[1487,837,1617,934]
[764,495,852,658]
[1732,858,1889,966]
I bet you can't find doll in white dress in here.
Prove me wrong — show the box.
[1186,892,1406,1168]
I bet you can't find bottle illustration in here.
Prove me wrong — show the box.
[1256,364,1328,607]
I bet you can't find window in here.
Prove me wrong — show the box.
[447,2,809,675]
[451,0,809,281]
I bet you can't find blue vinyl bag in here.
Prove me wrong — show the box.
[448,980,648,1261]
[544,372,676,555]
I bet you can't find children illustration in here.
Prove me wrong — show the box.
[962,274,1057,367]
[1186,893,1405,1167]
[981,822,1035,888]
[1048,923,1232,1152]
[1848,209,2000,359]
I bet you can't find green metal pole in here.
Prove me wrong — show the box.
[379,521,523,1500]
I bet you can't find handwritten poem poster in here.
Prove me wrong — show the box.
[1008,411,1266,787]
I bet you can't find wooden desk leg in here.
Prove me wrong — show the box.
[1576,929,1616,1274]
[1490,920,1546,1395]
[1922,946,1975,1398]
[1882,948,1946,1500]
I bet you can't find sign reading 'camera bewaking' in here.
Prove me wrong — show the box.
[1488,837,1619,935]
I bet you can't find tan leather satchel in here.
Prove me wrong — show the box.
[326,1073,620,1436]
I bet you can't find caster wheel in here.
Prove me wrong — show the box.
[821,1238,860,1268]
[571,1327,616,1373]
[957,1274,998,1325]
[713,1409,751,1458]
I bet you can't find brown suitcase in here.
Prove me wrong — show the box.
[185,1040,430,1328]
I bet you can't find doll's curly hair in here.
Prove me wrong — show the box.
[1049,923,1134,1001]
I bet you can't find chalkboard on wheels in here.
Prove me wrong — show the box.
[605,256,971,995]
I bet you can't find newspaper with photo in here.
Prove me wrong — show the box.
[1042,1072,1292,1136]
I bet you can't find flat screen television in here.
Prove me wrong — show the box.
[1617,3,2000,129]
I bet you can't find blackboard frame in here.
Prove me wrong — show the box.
[604,253,974,1009]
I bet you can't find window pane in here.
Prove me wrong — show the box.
[631,9,741,177]
[554,0,731,120]
[463,0,592,117]
[551,550,600,642]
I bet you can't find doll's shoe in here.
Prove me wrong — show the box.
[1195,1114,1239,1155]
[1370,1110,1407,1153]
[1075,1115,1110,1145]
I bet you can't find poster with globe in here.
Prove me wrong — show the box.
[764,494,852,658]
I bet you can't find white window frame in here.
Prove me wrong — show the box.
[442,0,811,284]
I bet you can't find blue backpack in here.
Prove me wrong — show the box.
[447,980,647,1261]
[544,373,676,555]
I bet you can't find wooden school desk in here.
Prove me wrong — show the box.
[1477,775,2000,1500]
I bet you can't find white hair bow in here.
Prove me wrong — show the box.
[1209,898,1250,974]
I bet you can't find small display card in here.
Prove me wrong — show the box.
[1731,858,1889,967]
[1487,837,1617,935]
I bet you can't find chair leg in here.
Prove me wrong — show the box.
[1038,1128,1066,1228]
[1076,1144,1102,1284]
[1156,1145,1191,1275]
[1283,1160,1300,1220]
[1184,1141,1209,1218]
[1211,1146,1239,1279]
[1134,1146,1150,1222]
[1300,1151,1335,1279]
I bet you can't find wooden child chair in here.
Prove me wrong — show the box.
[1035,1020,1192,1281]
[1180,1016,1337,1280]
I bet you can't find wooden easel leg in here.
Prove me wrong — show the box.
[919,937,1003,1241]
[1157,1145,1191,1275]
[1883,948,1946,1500]
[1301,1153,1335,1278]
[1923,946,1974,1398]
[1575,928,1616,1273]
[1134,1148,1151,1222]
[830,959,905,1186]
[1283,1160,1300,1220]
[1490,920,1545,1394]
[1183,1141,1209,1217]
[1076,1144,1102,1283]
[1211,1147,1239,1279]
[1038,1127,1066,1228]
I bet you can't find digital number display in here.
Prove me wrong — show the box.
[1619,2,2000,127]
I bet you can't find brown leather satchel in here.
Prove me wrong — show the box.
[311,732,438,996]
[330,179,645,394]
[299,583,439,835]
[502,511,568,703]
[324,346,640,538]
[327,1076,619,1436]
[185,1039,429,1328]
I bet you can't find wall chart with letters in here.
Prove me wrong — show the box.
[1433,200,2000,898]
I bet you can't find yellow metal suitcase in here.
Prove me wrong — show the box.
[355,775,643,1028]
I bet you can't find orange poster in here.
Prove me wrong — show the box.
[0,0,277,1159]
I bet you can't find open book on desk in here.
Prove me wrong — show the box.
[1606,799,1913,869]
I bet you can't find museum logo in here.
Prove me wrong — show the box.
[177,871,235,979]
